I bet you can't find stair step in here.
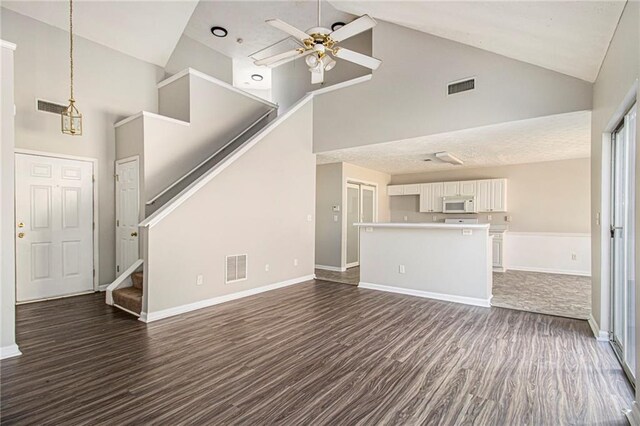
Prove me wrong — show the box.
[112,287,142,315]
[132,272,144,290]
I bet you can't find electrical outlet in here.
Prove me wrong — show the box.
[333,214,339,222]
[307,214,312,222]
[265,264,270,272]
[571,253,577,261]
[403,215,408,222]
[462,229,473,236]
[399,265,406,274]
[505,215,512,223]
[432,215,437,222]
[487,215,492,221]
[294,259,299,266]
[196,274,203,286]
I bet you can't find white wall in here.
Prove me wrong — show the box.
[144,100,315,317]
[315,161,390,270]
[313,20,593,153]
[1,40,20,358]
[272,31,373,111]
[1,8,161,285]
[164,35,233,84]
[590,1,639,338]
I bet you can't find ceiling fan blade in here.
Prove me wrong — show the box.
[311,66,324,84]
[330,15,377,42]
[266,19,311,43]
[254,49,305,66]
[334,48,382,70]
[270,50,314,68]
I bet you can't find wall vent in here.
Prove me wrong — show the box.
[447,78,475,95]
[36,99,67,115]
[226,254,248,283]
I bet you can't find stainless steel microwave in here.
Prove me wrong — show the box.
[442,196,477,214]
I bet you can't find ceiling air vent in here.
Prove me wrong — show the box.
[226,254,248,283]
[36,99,67,115]
[447,78,475,95]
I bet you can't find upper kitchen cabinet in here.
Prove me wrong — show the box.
[388,184,421,196]
[419,183,444,213]
[443,181,459,197]
[442,180,476,197]
[477,179,507,212]
[388,185,404,196]
[460,181,477,196]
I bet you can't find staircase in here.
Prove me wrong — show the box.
[112,272,143,315]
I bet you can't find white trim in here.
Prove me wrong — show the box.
[315,265,346,272]
[140,274,314,323]
[625,401,640,426]
[157,68,278,109]
[1,40,17,51]
[346,262,359,268]
[508,266,591,277]
[113,111,190,128]
[308,74,372,96]
[140,94,314,228]
[14,149,100,291]
[0,344,22,359]
[588,314,609,341]
[105,259,143,305]
[113,303,141,318]
[16,290,95,304]
[359,282,492,308]
[506,232,591,238]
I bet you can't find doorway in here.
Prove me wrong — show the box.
[15,153,95,302]
[115,156,140,275]
[346,182,376,268]
[610,103,637,382]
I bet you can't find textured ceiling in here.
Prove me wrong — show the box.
[329,0,625,82]
[316,111,591,175]
[1,0,199,67]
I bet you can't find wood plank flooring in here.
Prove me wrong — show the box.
[0,280,633,425]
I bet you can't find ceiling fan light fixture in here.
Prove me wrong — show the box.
[321,55,336,71]
[305,54,319,68]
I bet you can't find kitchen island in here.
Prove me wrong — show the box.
[355,222,493,307]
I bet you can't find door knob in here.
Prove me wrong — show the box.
[131,232,138,237]
[17,232,25,239]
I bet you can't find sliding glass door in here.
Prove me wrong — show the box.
[610,103,637,381]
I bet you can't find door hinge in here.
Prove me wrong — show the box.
[93,222,95,230]
[117,265,120,273]
[93,268,96,277]
[116,219,119,227]
[115,174,119,182]
[92,174,95,183]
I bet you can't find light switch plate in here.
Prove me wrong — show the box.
[332,205,340,212]
[196,274,203,285]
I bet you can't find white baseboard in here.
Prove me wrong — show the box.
[1,344,22,359]
[359,282,491,308]
[625,401,640,426]
[315,265,346,272]
[588,314,609,341]
[141,274,314,323]
[508,266,591,277]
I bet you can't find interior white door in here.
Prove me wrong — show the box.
[115,157,140,275]
[15,154,94,302]
[346,183,360,267]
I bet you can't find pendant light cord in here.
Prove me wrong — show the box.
[69,0,74,101]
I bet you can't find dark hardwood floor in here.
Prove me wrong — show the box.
[1,280,633,425]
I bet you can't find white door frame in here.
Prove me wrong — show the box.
[115,155,140,276]
[14,149,100,291]
[342,178,379,270]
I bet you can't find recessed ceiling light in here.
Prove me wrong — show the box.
[251,74,263,81]
[210,26,228,37]
[331,22,345,31]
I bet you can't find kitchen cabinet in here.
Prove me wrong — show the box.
[388,185,404,196]
[443,181,459,197]
[419,183,444,213]
[460,181,477,196]
[477,179,507,212]
[388,184,421,196]
[490,230,506,272]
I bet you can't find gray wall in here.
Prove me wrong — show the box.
[1,8,162,285]
[313,20,593,153]
[164,35,233,84]
[589,1,639,354]
[272,31,372,110]
[390,158,591,233]
[1,42,17,355]
[146,101,315,314]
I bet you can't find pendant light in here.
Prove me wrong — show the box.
[61,0,82,135]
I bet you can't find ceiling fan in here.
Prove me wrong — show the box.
[253,1,381,84]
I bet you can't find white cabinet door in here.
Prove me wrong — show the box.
[476,180,492,212]
[431,183,444,213]
[403,184,421,195]
[419,184,433,212]
[491,179,507,212]
[388,185,404,196]
[460,181,477,196]
[442,181,459,197]
[492,238,503,267]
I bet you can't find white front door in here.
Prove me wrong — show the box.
[15,153,94,302]
[115,157,140,275]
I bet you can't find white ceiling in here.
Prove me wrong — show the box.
[2,0,198,67]
[329,0,626,82]
[316,111,591,175]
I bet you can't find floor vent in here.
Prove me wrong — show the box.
[226,254,248,283]
[36,99,67,114]
[448,78,475,95]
